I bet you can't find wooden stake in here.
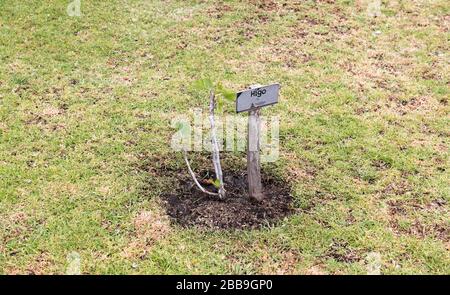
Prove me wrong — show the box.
[247,87,264,202]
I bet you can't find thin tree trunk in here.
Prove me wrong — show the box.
[209,90,226,199]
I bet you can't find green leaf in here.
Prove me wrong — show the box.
[193,78,213,92]
[174,121,189,136]
[216,82,235,101]
[212,179,221,188]
[216,98,224,112]
[221,88,236,101]
[174,121,182,130]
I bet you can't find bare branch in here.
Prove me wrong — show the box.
[183,149,219,197]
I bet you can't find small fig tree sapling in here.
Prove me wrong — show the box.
[181,79,234,199]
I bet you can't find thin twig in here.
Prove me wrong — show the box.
[182,149,219,196]
[209,90,226,199]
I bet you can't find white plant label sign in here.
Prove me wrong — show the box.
[236,83,280,113]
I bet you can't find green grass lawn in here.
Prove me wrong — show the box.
[0,0,449,274]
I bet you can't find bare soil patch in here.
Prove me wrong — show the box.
[323,240,361,263]
[161,168,293,230]
[387,199,450,242]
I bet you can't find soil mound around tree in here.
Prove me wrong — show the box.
[162,169,293,229]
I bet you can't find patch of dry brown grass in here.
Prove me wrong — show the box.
[121,209,171,260]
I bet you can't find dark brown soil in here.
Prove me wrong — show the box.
[161,169,293,230]
[323,240,361,263]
